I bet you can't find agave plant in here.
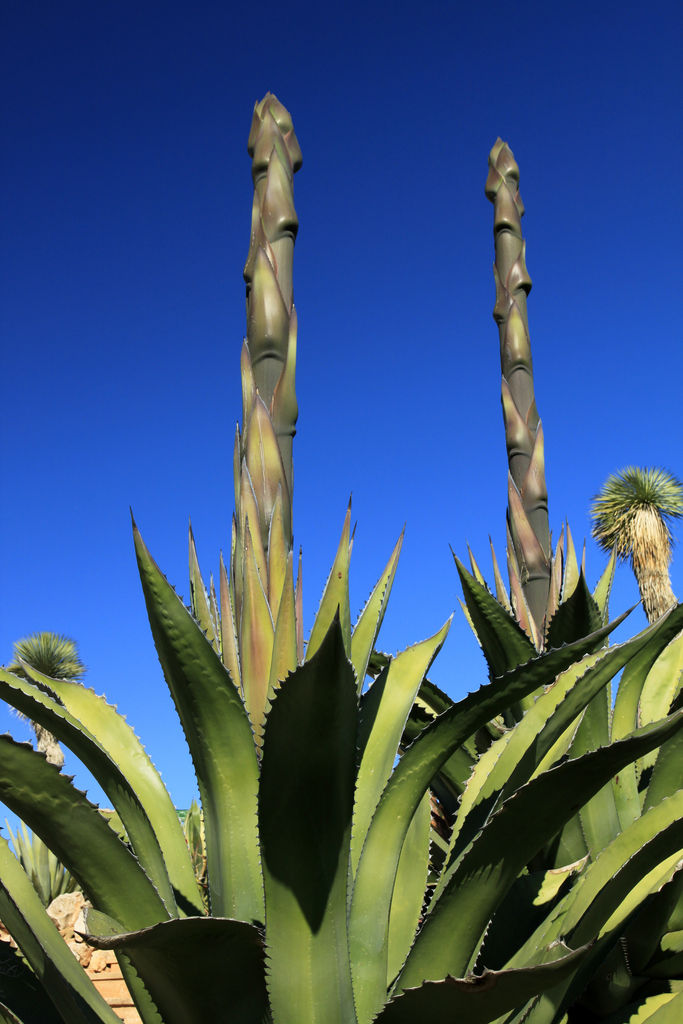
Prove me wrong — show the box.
[0,99,681,1024]
[4,819,78,907]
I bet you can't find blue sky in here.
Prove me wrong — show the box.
[2,1,681,811]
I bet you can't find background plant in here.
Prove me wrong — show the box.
[7,633,86,768]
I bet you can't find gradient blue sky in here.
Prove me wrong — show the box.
[2,1,681,811]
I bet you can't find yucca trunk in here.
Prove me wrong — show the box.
[630,506,677,622]
[485,140,550,638]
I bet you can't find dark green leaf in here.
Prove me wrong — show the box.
[455,558,535,678]
[260,617,358,1024]
[85,914,267,1024]
[546,572,603,649]
[375,945,588,1024]
[133,522,263,920]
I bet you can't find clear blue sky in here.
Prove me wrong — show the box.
[2,1,681,810]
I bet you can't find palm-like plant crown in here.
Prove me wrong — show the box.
[7,632,86,766]
[591,467,683,622]
[8,633,86,682]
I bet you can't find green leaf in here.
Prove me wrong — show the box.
[351,530,403,693]
[592,547,617,622]
[259,617,358,1024]
[0,667,200,916]
[240,518,275,742]
[455,558,535,678]
[352,619,450,874]
[545,572,603,649]
[133,522,263,920]
[349,625,618,1024]
[306,503,352,661]
[375,946,588,1024]
[0,839,122,1024]
[84,913,268,1024]
[440,620,654,879]
[386,792,431,985]
[188,523,220,654]
[0,737,167,931]
[396,712,683,990]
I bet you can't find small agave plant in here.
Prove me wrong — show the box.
[0,98,682,1024]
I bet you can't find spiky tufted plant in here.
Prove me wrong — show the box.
[0,100,682,1024]
[591,466,683,623]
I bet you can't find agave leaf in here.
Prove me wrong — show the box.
[490,538,512,613]
[239,464,268,586]
[386,792,431,985]
[244,394,290,549]
[644,726,683,810]
[455,558,536,678]
[188,524,220,653]
[563,795,683,947]
[240,340,255,450]
[545,572,603,650]
[610,609,683,828]
[468,545,486,585]
[571,687,620,857]
[267,487,289,622]
[306,503,352,661]
[505,797,683,1024]
[84,912,268,1024]
[0,841,121,1024]
[352,619,451,874]
[396,713,683,992]
[268,549,298,692]
[351,530,403,693]
[295,546,304,662]
[349,624,620,1024]
[219,553,242,692]
[637,629,683,775]
[612,610,683,742]
[593,547,617,623]
[561,525,580,602]
[240,518,275,742]
[486,608,648,806]
[376,945,588,1024]
[1,666,201,916]
[0,737,168,932]
[133,522,263,921]
[0,937,66,1024]
[506,524,539,649]
[259,618,358,1024]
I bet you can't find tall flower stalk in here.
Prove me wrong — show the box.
[485,139,551,641]
[190,93,304,743]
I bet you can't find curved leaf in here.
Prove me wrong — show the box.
[259,618,358,1024]
[455,557,535,678]
[85,912,267,1024]
[351,530,403,693]
[352,619,450,874]
[376,945,588,1024]
[396,713,683,991]
[0,839,122,1024]
[0,668,198,916]
[386,792,431,985]
[349,624,621,1024]
[545,572,602,650]
[133,522,263,920]
[0,737,168,932]
[306,503,352,661]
